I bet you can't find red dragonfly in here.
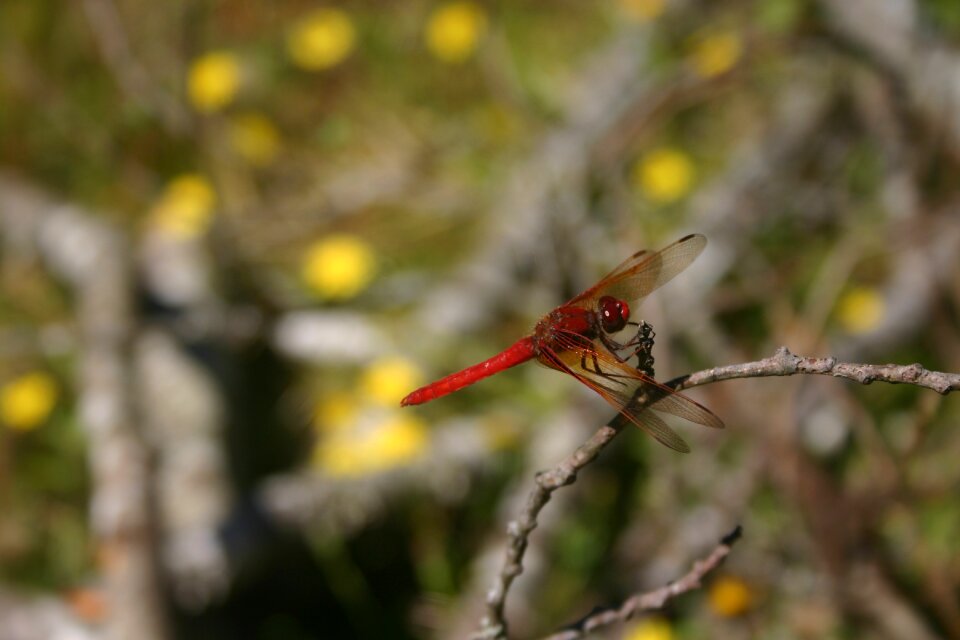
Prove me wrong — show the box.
[401,234,723,452]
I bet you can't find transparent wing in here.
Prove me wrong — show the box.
[537,330,723,452]
[639,383,724,429]
[567,234,706,309]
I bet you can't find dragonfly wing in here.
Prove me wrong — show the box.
[597,249,652,283]
[567,233,706,308]
[537,333,721,452]
[644,383,724,429]
[632,410,692,453]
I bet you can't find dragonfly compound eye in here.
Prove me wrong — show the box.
[598,296,629,333]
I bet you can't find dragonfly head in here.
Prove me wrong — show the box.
[598,295,629,333]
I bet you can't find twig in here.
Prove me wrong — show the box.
[475,421,630,639]
[670,346,960,395]
[542,527,743,640]
[476,346,959,639]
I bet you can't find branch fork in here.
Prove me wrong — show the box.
[478,346,959,639]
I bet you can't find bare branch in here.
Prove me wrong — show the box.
[670,346,960,396]
[477,346,959,638]
[474,423,627,639]
[541,527,743,640]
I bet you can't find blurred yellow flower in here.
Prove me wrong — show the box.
[634,147,695,203]
[1,371,57,431]
[360,357,423,406]
[368,413,428,468]
[836,286,886,335]
[315,412,429,476]
[229,112,281,166]
[287,8,356,71]
[148,174,217,238]
[187,51,241,113]
[314,390,360,433]
[708,575,755,617]
[619,0,666,22]
[688,29,743,78]
[301,234,376,300]
[425,2,488,64]
[625,617,674,640]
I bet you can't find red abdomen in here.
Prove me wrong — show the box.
[400,337,537,406]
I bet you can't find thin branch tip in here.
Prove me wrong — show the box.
[540,524,744,640]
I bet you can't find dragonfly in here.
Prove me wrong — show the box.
[401,233,723,452]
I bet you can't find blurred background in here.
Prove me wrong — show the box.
[2,0,960,638]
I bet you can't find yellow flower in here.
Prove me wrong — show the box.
[187,51,241,113]
[688,29,743,78]
[229,113,281,166]
[1,372,57,431]
[625,617,674,640]
[619,0,666,22]
[708,575,755,617]
[836,286,886,335]
[287,8,356,71]
[301,234,376,300]
[315,412,428,477]
[634,147,695,203]
[366,413,428,470]
[425,2,488,64]
[148,174,217,238]
[314,391,360,433]
[360,357,423,406]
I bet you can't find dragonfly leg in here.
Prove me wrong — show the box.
[580,351,630,386]
[601,321,656,377]
[580,352,604,375]
[599,333,630,359]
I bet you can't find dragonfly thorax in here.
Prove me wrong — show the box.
[598,295,630,333]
